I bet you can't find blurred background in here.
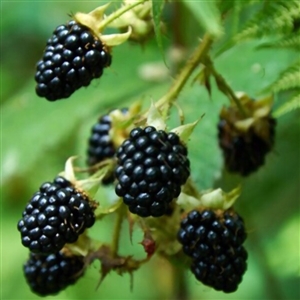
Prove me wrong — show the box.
[1,1,299,299]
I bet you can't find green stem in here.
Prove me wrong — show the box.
[204,56,249,117]
[156,33,214,108]
[172,263,189,300]
[111,203,126,256]
[99,0,148,30]
[172,1,185,48]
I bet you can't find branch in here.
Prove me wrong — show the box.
[204,55,249,117]
[156,33,214,108]
[111,203,126,256]
[99,0,148,30]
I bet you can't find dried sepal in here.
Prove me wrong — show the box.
[220,93,275,142]
[145,102,166,130]
[60,156,115,200]
[79,164,114,195]
[222,93,274,133]
[61,156,78,183]
[108,0,155,42]
[74,3,111,36]
[100,28,132,46]
[200,186,241,210]
[109,103,142,148]
[75,1,148,47]
[176,192,201,211]
[171,119,201,144]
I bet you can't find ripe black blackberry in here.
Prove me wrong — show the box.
[35,20,111,101]
[87,108,128,184]
[177,209,248,293]
[23,250,84,296]
[17,176,96,254]
[115,126,190,217]
[218,104,276,176]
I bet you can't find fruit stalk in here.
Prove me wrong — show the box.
[111,203,126,256]
[156,33,214,108]
[99,0,149,30]
[172,262,189,300]
[204,55,249,117]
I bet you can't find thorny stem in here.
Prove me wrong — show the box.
[204,55,249,117]
[111,203,126,256]
[99,0,148,30]
[156,33,214,108]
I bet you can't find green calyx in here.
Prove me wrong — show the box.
[74,0,149,47]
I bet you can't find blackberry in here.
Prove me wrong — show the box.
[177,209,248,293]
[115,126,190,217]
[87,108,128,184]
[218,105,276,176]
[35,20,111,101]
[17,176,96,254]
[23,250,84,296]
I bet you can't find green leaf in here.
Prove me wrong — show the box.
[151,0,166,63]
[257,34,300,49]
[234,0,300,41]
[181,0,223,38]
[274,93,300,117]
[263,60,300,93]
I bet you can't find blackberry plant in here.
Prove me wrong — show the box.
[4,0,298,299]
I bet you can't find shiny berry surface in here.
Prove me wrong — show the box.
[35,20,111,101]
[17,176,95,254]
[115,126,190,217]
[23,251,84,296]
[178,209,248,293]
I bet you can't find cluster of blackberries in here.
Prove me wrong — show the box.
[35,20,111,101]
[26,16,110,295]
[218,111,276,176]
[17,176,95,254]
[18,176,95,295]
[27,10,259,295]
[23,250,84,296]
[86,108,128,184]
[177,209,248,293]
[115,126,190,217]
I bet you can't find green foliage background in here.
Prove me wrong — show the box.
[1,1,299,299]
